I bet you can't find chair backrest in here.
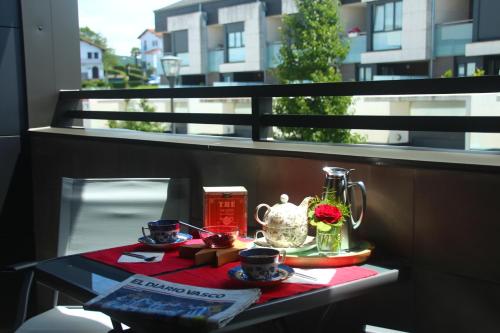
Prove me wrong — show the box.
[57,178,190,255]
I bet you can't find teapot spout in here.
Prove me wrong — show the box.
[299,196,312,210]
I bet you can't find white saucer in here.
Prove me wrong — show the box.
[138,233,192,250]
[253,236,317,254]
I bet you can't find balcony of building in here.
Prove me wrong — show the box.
[266,41,282,69]
[208,49,224,72]
[344,34,367,64]
[434,20,473,57]
[2,1,500,333]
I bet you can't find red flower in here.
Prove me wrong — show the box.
[314,204,342,224]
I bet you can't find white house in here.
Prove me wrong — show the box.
[80,39,105,80]
[138,29,163,75]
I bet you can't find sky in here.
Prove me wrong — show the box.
[78,0,180,56]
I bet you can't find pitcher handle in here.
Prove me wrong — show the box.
[348,181,366,230]
[254,204,271,226]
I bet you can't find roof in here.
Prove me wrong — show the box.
[80,38,105,50]
[144,48,162,55]
[137,28,163,39]
[155,0,218,12]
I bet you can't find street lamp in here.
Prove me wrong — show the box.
[160,55,181,133]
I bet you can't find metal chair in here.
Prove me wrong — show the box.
[11,178,190,332]
[57,177,190,255]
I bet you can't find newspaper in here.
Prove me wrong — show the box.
[84,274,261,329]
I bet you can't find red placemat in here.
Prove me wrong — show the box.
[81,241,201,276]
[156,262,378,304]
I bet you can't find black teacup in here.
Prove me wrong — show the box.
[142,219,180,244]
[239,248,286,280]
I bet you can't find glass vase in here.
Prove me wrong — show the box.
[316,225,342,255]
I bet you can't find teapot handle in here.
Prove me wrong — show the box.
[254,204,271,226]
[348,181,366,230]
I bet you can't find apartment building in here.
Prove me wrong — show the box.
[152,0,500,148]
[154,0,500,85]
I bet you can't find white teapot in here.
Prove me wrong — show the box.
[254,194,310,248]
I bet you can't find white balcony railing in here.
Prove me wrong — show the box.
[434,20,473,57]
[373,30,401,51]
[208,49,224,72]
[344,34,367,64]
[266,42,282,68]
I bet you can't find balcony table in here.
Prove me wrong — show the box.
[34,251,398,332]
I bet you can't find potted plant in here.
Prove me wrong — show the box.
[347,26,361,37]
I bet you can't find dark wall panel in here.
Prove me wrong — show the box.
[415,269,500,332]
[0,0,19,28]
[0,137,20,212]
[0,27,23,136]
[29,132,500,332]
[414,169,500,283]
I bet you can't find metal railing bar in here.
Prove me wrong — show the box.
[60,76,500,100]
[261,115,500,133]
[64,111,500,132]
[65,111,253,126]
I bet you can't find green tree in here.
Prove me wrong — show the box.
[108,99,166,133]
[274,0,365,143]
[131,47,141,66]
[80,26,118,72]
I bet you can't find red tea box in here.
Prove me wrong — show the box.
[203,186,247,237]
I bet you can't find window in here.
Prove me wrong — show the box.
[485,56,500,76]
[171,30,189,66]
[373,1,402,33]
[456,56,482,77]
[143,40,147,51]
[94,52,99,59]
[225,22,245,63]
[152,40,158,47]
[372,1,402,51]
[87,52,92,59]
[358,65,374,81]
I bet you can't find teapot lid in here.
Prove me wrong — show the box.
[272,194,297,212]
[279,194,289,204]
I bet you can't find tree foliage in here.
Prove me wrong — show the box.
[108,99,166,133]
[274,0,365,143]
[131,47,140,66]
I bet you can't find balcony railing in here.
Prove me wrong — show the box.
[228,47,245,63]
[208,49,224,72]
[267,42,282,68]
[373,75,428,81]
[177,52,190,67]
[434,20,473,57]
[344,34,367,64]
[54,77,500,144]
[373,30,401,51]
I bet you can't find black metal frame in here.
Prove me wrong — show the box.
[53,76,500,142]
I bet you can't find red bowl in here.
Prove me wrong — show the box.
[200,225,239,248]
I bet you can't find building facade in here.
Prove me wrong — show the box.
[152,0,500,149]
[80,39,104,80]
[154,0,500,85]
[138,29,164,75]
